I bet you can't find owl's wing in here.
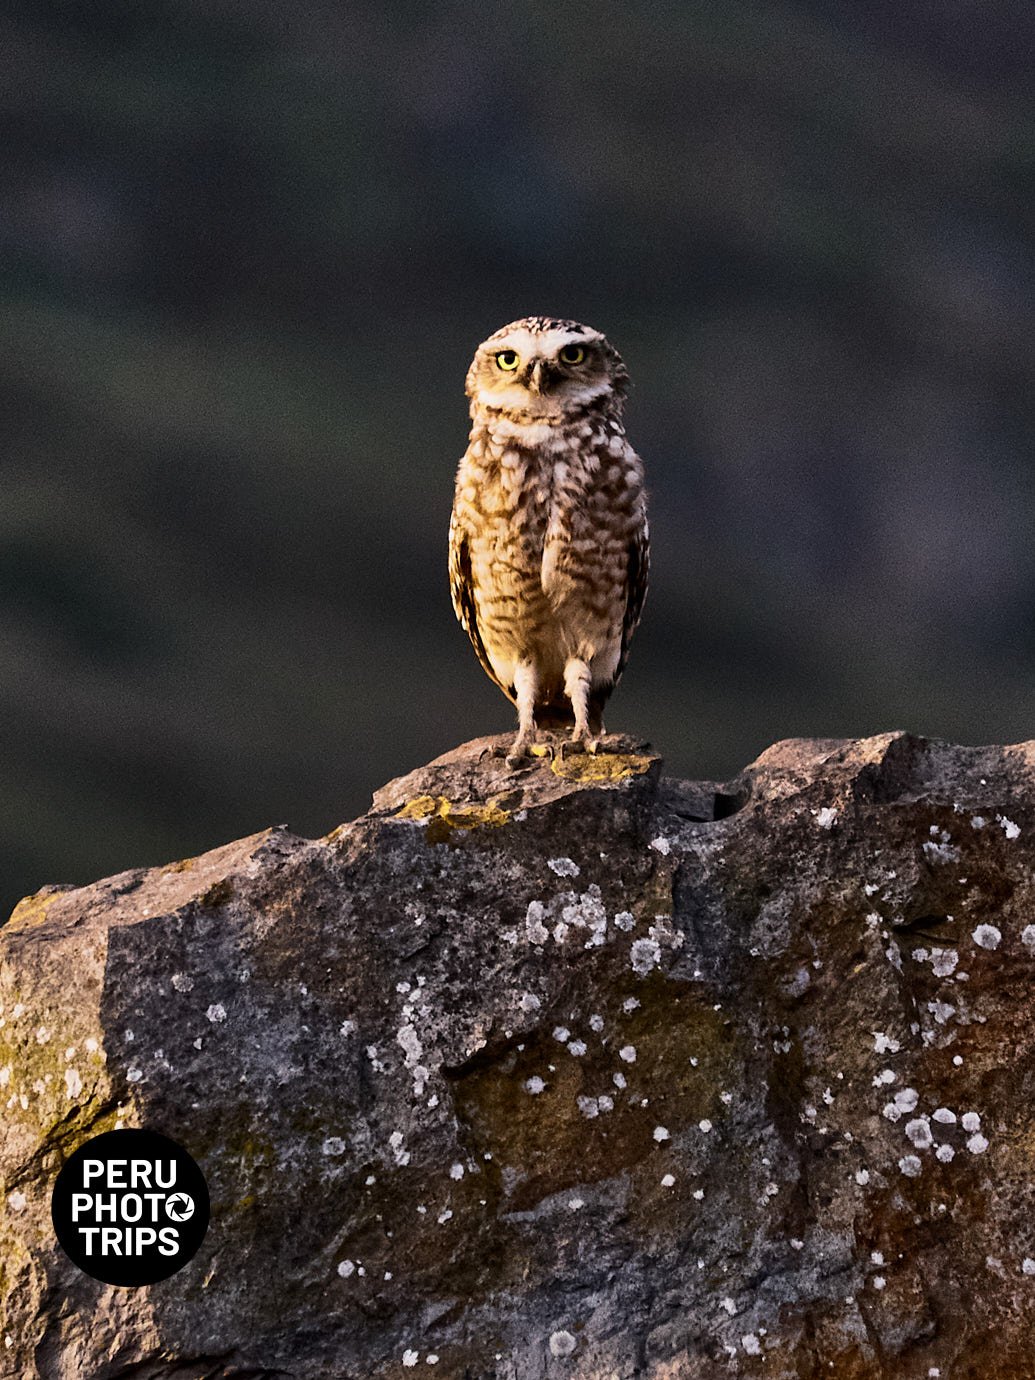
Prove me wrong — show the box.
[448,512,514,701]
[614,512,650,687]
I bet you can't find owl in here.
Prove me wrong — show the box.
[448,316,649,766]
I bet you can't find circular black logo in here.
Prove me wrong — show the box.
[51,1128,210,1286]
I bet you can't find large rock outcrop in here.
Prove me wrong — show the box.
[3,732,1035,1379]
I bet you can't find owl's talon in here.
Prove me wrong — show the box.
[505,737,533,768]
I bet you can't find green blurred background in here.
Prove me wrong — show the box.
[2,1,1033,915]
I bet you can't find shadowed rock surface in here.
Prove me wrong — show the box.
[3,732,1035,1378]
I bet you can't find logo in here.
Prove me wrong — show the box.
[51,1128,210,1286]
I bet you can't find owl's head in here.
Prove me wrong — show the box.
[466,317,628,421]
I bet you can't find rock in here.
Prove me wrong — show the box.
[3,730,1035,1378]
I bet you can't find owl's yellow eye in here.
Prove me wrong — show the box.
[495,350,520,372]
[559,343,586,365]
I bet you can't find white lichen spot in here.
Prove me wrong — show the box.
[699,1119,713,1134]
[661,1173,675,1187]
[720,1297,737,1316]
[619,1045,637,1063]
[933,1107,956,1124]
[930,948,959,977]
[905,1118,933,1149]
[693,1188,704,1200]
[322,1137,346,1156]
[519,992,541,1013]
[525,1076,545,1095]
[525,901,549,944]
[577,1095,600,1119]
[171,972,194,993]
[35,1027,50,1045]
[649,836,672,855]
[873,1069,896,1087]
[936,1144,955,1163]
[1021,925,1035,953]
[366,1046,387,1073]
[402,1349,419,1367]
[614,911,635,932]
[568,1197,584,1210]
[437,1208,452,1224]
[923,832,960,864]
[126,1068,143,1083]
[928,1000,956,1025]
[339,1020,356,1037]
[388,1130,410,1166]
[597,1093,614,1112]
[961,1111,981,1132]
[894,1087,919,1114]
[336,1258,355,1277]
[547,857,580,878]
[449,1162,465,1180]
[1023,1258,1035,1276]
[549,1330,577,1357]
[898,1155,922,1178]
[396,1023,427,1096]
[553,1026,570,1043]
[7,1192,26,1213]
[630,937,662,976]
[972,924,1001,950]
[653,1125,670,1143]
[873,1032,901,1055]
[967,1133,989,1155]
[815,807,838,829]
[612,1071,627,1089]
[206,1004,227,1024]
[742,1334,762,1356]
[873,1275,886,1291]
[855,1169,871,1186]
[567,1039,587,1057]
[871,1250,885,1265]
[64,1069,83,1099]
[997,815,1021,840]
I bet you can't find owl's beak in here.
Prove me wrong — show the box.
[526,359,545,394]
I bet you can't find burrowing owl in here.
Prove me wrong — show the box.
[449,316,649,766]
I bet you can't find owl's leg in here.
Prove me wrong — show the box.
[506,661,539,768]
[563,658,598,753]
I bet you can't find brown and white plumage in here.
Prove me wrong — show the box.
[449,316,649,765]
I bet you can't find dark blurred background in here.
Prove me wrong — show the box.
[2,1,1033,915]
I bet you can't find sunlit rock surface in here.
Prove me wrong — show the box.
[3,732,1035,1378]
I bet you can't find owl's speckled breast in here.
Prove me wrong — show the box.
[452,411,644,698]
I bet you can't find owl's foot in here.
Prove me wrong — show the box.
[505,734,534,769]
[562,732,604,758]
